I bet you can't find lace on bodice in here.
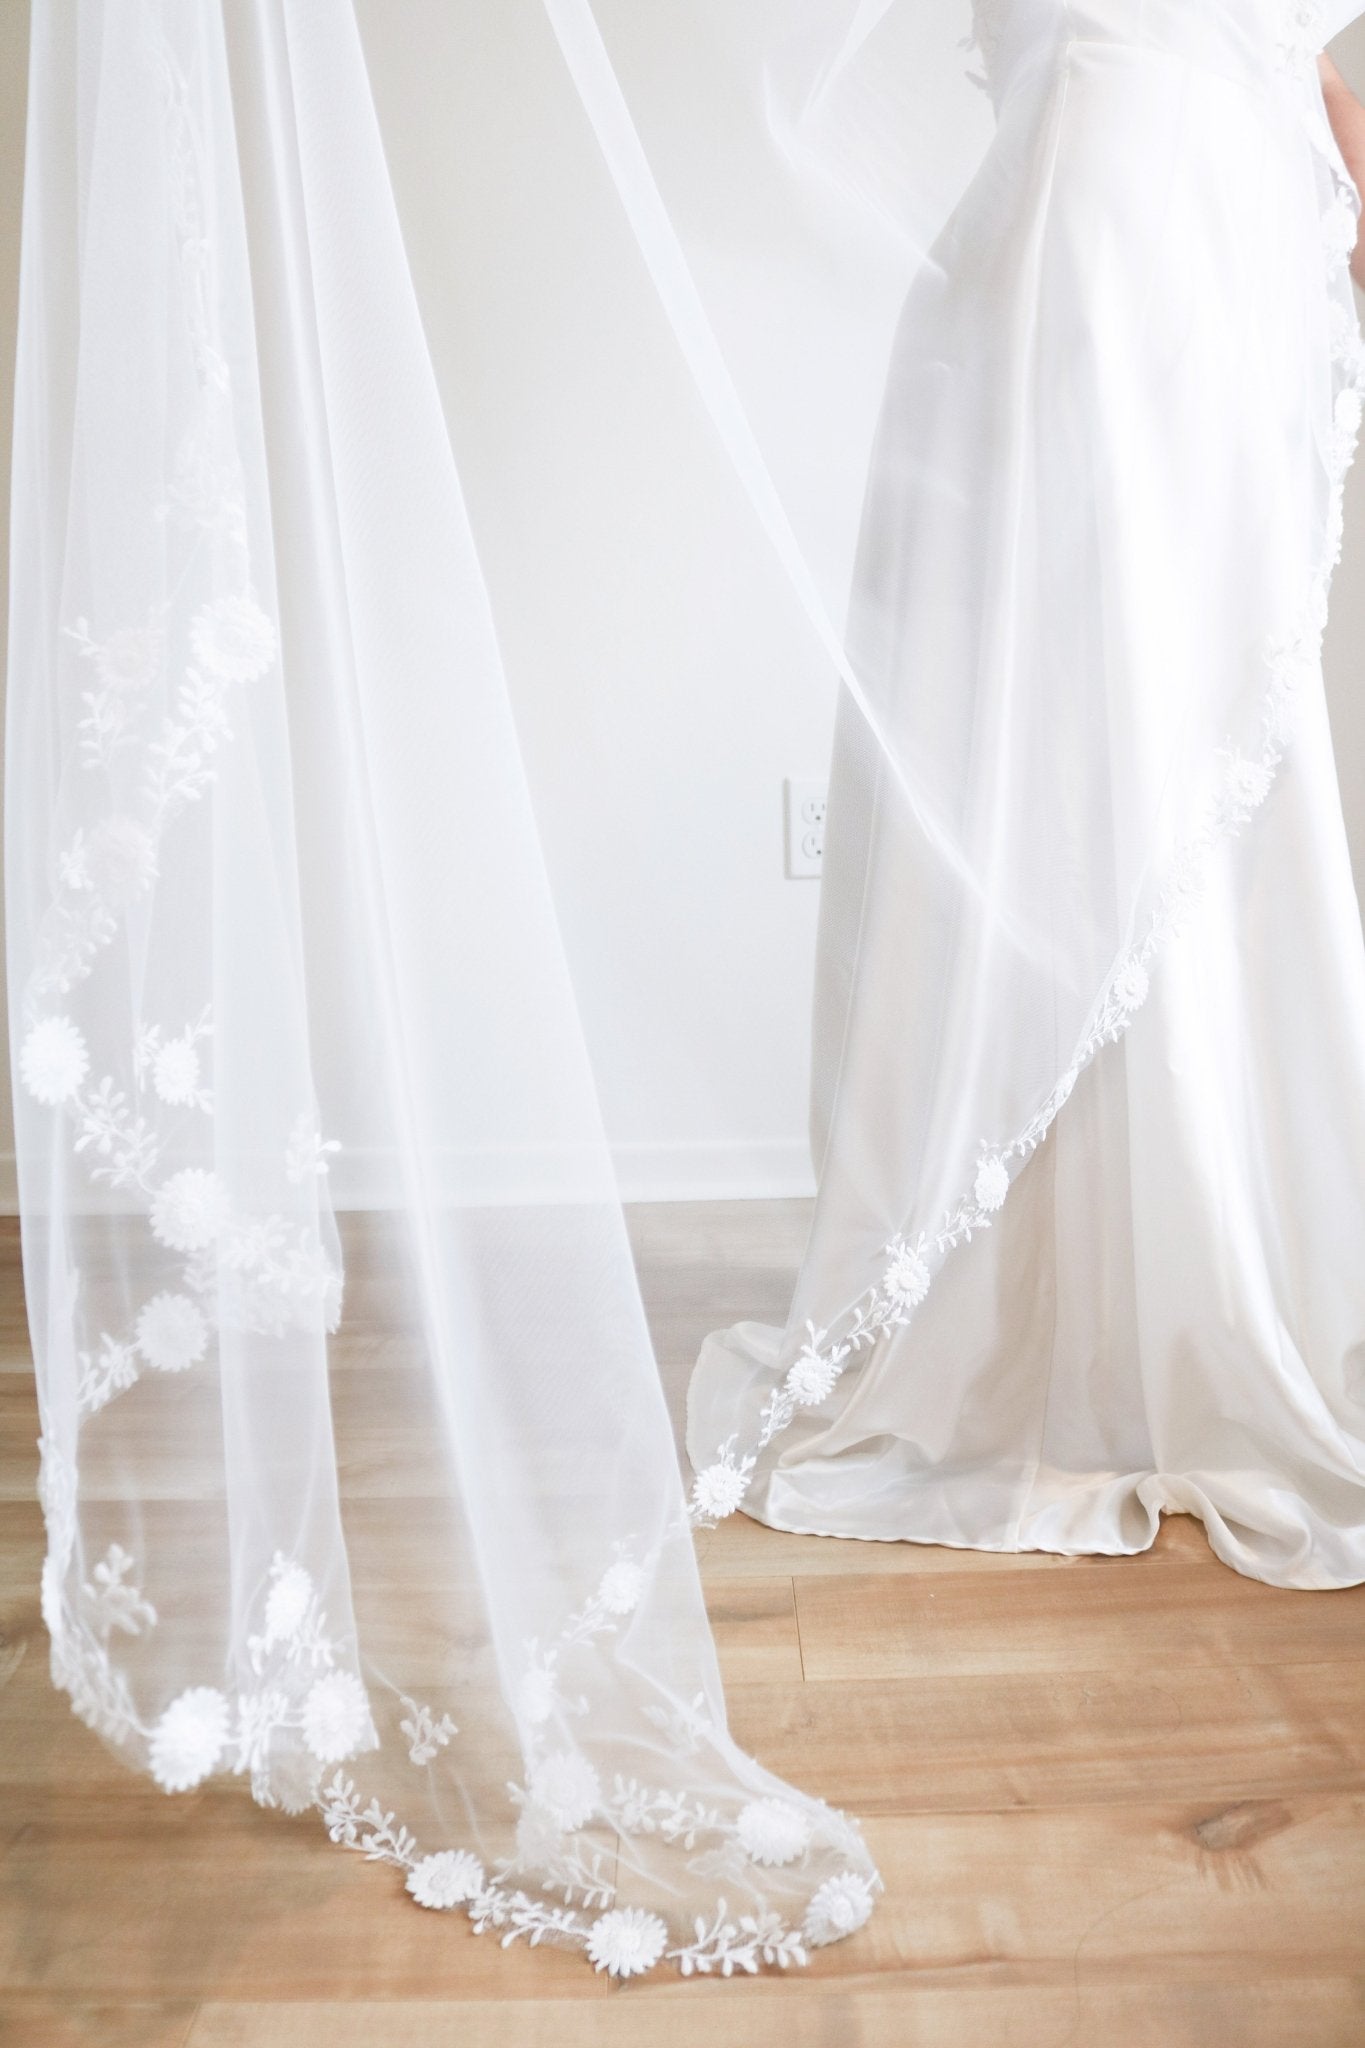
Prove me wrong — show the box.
[965,0,1337,96]
[967,0,1007,72]
[970,0,1007,56]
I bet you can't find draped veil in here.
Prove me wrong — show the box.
[9,0,1364,1979]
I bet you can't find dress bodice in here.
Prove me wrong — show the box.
[971,0,1364,103]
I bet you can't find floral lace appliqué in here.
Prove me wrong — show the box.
[1277,1,1328,72]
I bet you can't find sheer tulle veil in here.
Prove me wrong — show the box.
[8,0,1363,1980]
[7,0,880,1978]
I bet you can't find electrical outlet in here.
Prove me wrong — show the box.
[785,778,827,880]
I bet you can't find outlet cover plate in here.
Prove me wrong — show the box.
[785,777,827,880]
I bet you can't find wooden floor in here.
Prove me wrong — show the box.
[2,1204,1363,2047]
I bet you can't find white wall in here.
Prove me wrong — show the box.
[0,9,1362,1206]
[350,0,839,1200]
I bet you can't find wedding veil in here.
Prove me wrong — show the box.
[8,0,1362,1979]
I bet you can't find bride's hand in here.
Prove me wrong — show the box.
[1320,53,1365,291]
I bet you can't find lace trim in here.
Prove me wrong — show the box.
[960,0,1008,94]
[314,1534,876,1974]
[688,60,1365,1533]
[39,1439,377,1809]
[45,1406,877,1974]
[966,0,1006,67]
[1277,2,1329,72]
[320,1769,872,1973]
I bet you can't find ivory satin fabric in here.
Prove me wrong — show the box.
[690,0,1365,1589]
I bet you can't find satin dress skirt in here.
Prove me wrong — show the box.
[690,0,1365,1589]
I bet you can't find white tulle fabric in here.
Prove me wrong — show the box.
[532,0,1365,1585]
[7,0,879,1977]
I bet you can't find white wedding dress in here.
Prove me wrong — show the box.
[689,0,1365,1589]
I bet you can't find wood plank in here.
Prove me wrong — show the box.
[626,1200,809,1441]
[828,1802,1365,1980]
[725,1664,1365,1815]
[0,1501,42,1607]
[13,1785,1365,2037]
[0,1220,34,1371]
[0,1636,599,2006]
[0,1378,38,1500]
[0,1777,606,2002]
[625,1200,813,1282]
[704,1577,803,1684]
[793,1565,1365,1679]
[0,2002,198,2048]
[5,1197,1365,2045]
[180,1981,1365,2048]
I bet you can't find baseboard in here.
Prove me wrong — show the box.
[607,1140,816,1205]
